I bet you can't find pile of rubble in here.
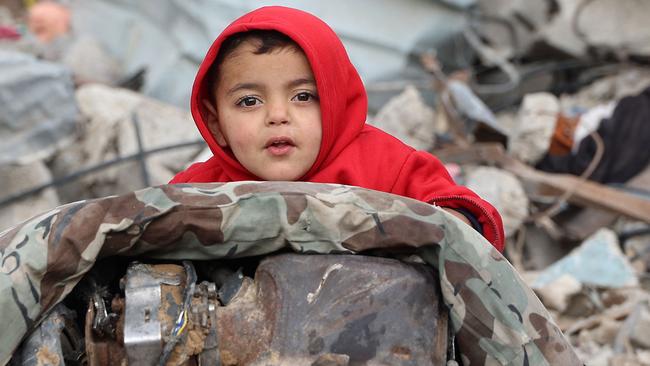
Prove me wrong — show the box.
[1,1,650,365]
[372,62,650,366]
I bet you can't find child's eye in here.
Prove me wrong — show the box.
[292,92,318,102]
[236,96,262,107]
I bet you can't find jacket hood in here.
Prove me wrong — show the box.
[191,6,367,180]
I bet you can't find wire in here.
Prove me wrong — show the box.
[527,130,605,222]
[158,261,197,366]
[0,139,206,209]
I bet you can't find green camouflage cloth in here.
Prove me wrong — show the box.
[0,182,581,365]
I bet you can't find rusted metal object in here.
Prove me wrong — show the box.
[216,254,448,365]
[16,304,85,366]
[85,297,126,366]
[63,255,447,365]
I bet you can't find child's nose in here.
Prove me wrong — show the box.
[266,101,289,126]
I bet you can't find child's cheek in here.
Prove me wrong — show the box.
[231,129,258,151]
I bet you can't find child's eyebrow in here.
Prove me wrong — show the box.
[287,78,316,89]
[227,83,262,95]
[226,78,316,96]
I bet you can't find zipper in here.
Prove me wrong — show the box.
[429,195,503,251]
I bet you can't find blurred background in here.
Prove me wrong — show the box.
[1,1,650,364]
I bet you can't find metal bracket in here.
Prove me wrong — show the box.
[123,263,181,366]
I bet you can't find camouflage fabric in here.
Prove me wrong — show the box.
[0,182,581,365]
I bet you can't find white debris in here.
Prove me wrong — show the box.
[0,161,60,232]
[464,166,529,237]
[534,274,582,313]
[572,102,616,153]
[370,85,437,151]
[533,228,639,289]
[572,0,650,58]
[51,84,203,199]
[630,302,650,349]
[508,92,560,164]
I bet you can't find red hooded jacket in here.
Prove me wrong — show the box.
[170,6,505,251]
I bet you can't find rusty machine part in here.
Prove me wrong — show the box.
[11,304,86,366]
[23,254,447,365]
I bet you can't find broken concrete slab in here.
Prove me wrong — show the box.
[464,166,528,237]
[538,0,589,58]
[534,273,583,312]
[50,84,203,202]
[533,228,638,289]
[473,0,557,60]
[0,161,60,232]
[629,302,650,349]
[370,85,436,151]
[573,0,650,58]
[0,50,79,165]
[560,67,650,110]
[508,92,559,164]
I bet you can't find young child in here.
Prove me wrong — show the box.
[170,6,505,251]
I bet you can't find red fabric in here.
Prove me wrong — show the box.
[170,6,505,251]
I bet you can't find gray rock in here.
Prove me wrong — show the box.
[508,92,559,164]
[51,84,203,202]
[532,229,639,289]
[464,166,528,237]
[630,303,650,349]
[0,161,60,232]
[369,85,436,151]
[0,50,79,165]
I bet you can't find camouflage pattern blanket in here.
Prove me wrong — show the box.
[0,182,581,365]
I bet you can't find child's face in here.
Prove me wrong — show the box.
[206,41,322,181]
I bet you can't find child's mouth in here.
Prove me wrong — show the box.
[265,137,295,156]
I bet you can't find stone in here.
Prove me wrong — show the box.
[0,161,60,232]
[51,84,203,202]
[593,318,622,346]
[630,303,650,349]
[464,166,528,237]
[573,0,650,58]
[508,92,560,164]
[370,85,436,151]
[534,274,583,313]
[532,228,639,289]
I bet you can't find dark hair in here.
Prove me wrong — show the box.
[205,30,299,100]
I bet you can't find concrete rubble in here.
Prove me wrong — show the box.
[508,92,560,164]
[464,166,528,237]
[0,50,78,165]
[51,84,204,202]
[1,1,650,365]
[370,85,437,151]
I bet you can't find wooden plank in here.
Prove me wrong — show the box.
[561,167,650,240]
[433,143,650,223]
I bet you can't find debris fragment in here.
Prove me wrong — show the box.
[464,166,528,236]
[509,92,560,164]
[533,228,639,289]
[370,85,436,151]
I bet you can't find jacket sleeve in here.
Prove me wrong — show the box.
[390,150,505,251]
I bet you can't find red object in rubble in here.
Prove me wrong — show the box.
[0,26,20,40]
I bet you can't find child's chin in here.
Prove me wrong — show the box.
[258,169,304,182]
